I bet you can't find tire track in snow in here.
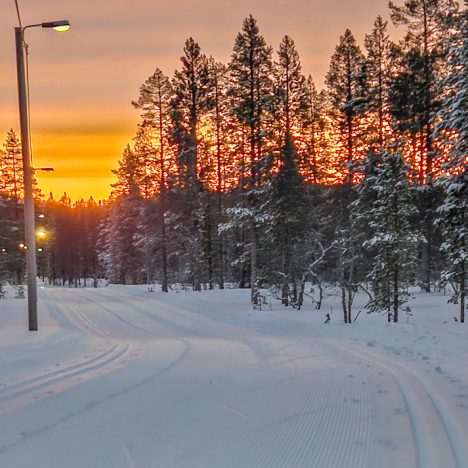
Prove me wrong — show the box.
[0,343,130,414]
[331,340,467,468]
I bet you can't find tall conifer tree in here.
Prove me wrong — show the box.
[133,68,174,292]
[364,16,393,147]
[435,2,467,322]
[228,16,274,303]
[326,29,367,184]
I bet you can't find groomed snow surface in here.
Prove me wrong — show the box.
[0,285,467,468]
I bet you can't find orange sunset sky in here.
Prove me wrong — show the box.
[0,0,400,201]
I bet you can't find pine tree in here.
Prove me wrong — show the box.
[172,38,211,291]
[133,69,174,291]
[364,16,394,147]
[1,129,23,199]
[273,35,307,142]
[0,194,25,285]
[172,38,210,190]
[207,58,231,289]
[325,29,367,184]
[325,30,367,322]
[299,76,330,183]
[110,145,143,198]
[228,15,274,304]
[264,36,310,305]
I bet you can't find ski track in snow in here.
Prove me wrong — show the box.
[195,372,372,468]
[0,342,130,414]
[1,287,468,467]
[0,289,193,459]
[330,340,468,468]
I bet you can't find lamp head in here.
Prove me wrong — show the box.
[41,20,71,32]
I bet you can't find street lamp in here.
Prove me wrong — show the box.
[15,19,71,331]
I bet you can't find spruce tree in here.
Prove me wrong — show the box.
[98,197,144,285]
[99,146,145,284]
[207,58,231,289]
[356,145,421,322]
[435,2,467,322]
[389,0,459,292]
[265,134,310,305]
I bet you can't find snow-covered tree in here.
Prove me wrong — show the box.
[263,134,310,305]
[355,145,421,322]
[133,69,175,292]
[228,16,274,303]
[171,38,212,291]
[389,0,459,293]
[435,2,467,322]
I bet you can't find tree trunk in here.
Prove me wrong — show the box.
[341,286,348,324]
[393,261,399,323]
[461,260,466,324]
[250,223,258,305]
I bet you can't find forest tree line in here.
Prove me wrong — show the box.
[1,0,466,322]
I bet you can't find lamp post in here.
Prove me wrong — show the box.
[15,19,70,331]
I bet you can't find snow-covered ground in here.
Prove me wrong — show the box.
[0,285,467,468]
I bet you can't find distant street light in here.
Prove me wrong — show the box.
[15,19,71,331]
[41,20,71,32]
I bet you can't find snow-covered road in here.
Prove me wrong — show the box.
[0,286,467,467]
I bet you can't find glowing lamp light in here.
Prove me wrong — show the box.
[1,248,6,253]
[19,243,28,250]
[41,20,71,32]
[36,229,47,239]
[37,248,43,252]
[38,214,45,219]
